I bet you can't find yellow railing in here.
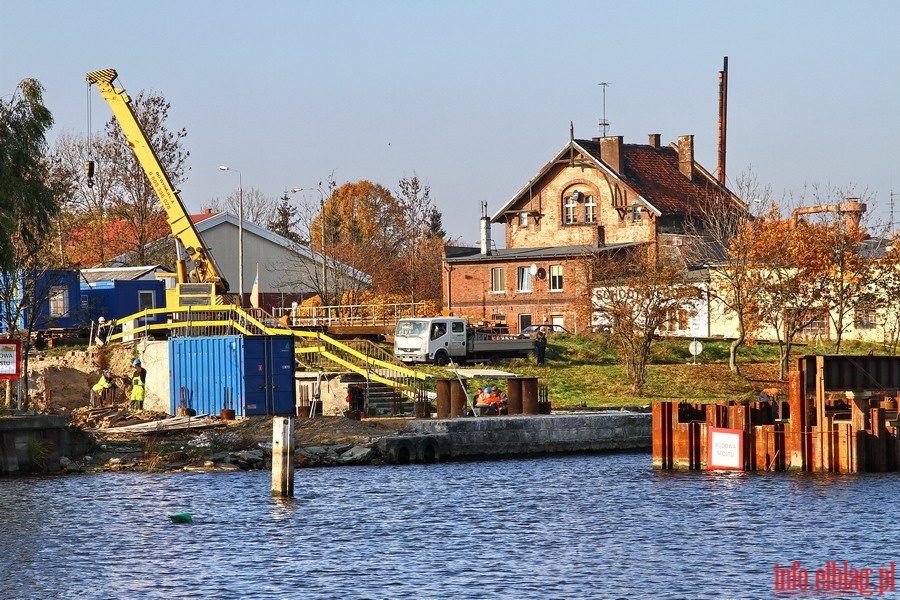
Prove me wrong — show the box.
[105,304,430,393]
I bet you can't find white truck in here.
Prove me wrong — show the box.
[393,317,535,365]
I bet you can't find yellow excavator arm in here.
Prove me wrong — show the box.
[86,68,230,295]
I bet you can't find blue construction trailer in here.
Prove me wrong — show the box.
[0,269,82,332]
[80,279,166,325]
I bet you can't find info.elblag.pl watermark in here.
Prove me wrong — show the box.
[774,562,896,597]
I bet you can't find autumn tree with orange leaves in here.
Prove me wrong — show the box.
[746,206,836,378]
[683,170,767,375]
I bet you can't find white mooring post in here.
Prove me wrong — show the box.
[271,416,295,497]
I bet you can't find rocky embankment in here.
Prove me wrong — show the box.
[54,415,413,474]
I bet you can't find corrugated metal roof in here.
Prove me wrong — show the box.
[80,265,172,283]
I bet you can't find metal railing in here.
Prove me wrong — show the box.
[271,301,429,327]
[104,304,431,396]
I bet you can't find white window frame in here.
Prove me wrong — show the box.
[49,286,68,318]
[584,195,596,223]
[563,195,577,224]
[490,267,506,293]
[631,204,642,222]
[519,211,529,227]
[549,265,563,292]
[854,307,878,330]
[138,290,155,312]
[517,267,532,292]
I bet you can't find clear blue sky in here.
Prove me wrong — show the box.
[3,0,899,244]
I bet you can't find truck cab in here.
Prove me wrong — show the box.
[394,317,467,365]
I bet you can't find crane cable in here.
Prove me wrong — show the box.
[85,80,94,187]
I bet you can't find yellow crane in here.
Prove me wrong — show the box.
[86,68,230,305]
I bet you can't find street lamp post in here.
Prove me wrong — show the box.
[219,166,244,307]
[291,187,327,305]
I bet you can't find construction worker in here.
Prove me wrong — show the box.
[131,359,147,411]
[91,370,116,408]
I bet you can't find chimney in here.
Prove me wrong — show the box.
[599,136,623,174]
[678,135,694,179]
[648,133,661,148]
[480,202,492,255]
[840,197,867,230]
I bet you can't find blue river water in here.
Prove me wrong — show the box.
[0,452,897,600]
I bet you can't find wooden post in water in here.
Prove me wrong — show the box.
[271,416,295,497]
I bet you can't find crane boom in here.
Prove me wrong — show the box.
[86,68,230,296]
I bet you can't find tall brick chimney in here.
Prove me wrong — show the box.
[599,136,623,174]
[648,133,661,148]
[678,135,694,179]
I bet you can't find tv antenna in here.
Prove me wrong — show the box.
[892,190,896,234]
[598,82,610,136]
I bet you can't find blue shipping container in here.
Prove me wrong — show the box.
[169,335,296,417]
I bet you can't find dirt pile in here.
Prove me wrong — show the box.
[25,346,137,414]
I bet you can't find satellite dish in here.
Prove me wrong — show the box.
[529,264,538,276]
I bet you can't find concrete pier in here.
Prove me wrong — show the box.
[377,412,650,464]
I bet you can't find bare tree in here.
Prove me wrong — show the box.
[49,131,123,266]
[393,175,445,304]
[592,244,702,396]
[273,187,329,302]
[207,187,276,228]
[49,90,188,268]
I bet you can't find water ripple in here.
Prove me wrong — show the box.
[1,453,897,599]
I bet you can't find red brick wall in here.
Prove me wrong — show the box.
[443,256,593,333]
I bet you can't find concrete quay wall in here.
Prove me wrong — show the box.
[0,416,92,476]
[378,413,651,464]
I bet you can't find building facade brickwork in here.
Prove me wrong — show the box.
[443,133,740,333]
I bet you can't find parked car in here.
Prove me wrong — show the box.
[521,324,570,336]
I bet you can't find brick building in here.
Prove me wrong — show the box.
[442,133,740,333]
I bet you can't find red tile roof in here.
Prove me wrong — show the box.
[191,209,219,224]
[577,140,726,216]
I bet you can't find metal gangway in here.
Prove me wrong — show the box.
[100,304,431,398]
